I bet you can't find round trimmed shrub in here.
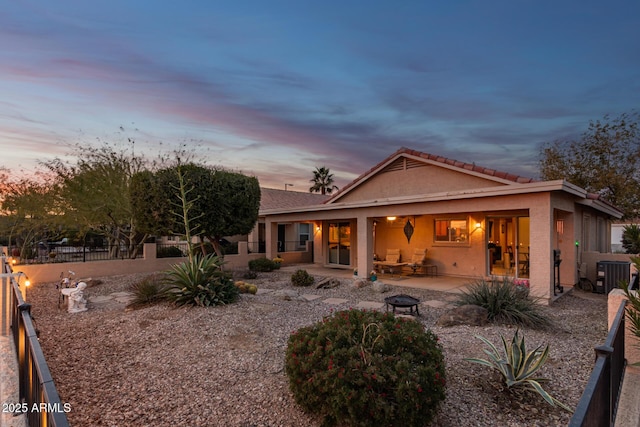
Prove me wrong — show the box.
[285,309,446,427]
[248,257,280,272]
[291,269,314,287]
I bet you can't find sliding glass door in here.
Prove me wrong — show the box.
[328,222,351,266]
[487,216,530,278]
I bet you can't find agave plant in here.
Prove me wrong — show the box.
[166,253,239,307]
[465,330,571,411]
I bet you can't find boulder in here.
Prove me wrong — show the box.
[436,304,489,327]
[273,289,299,301]
[316,277,341,289]
[372,280,388,293]
[351,278,370,289]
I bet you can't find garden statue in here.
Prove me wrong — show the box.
[61,282,88,313]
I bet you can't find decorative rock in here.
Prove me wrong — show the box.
[316,277,341,289]
[273,289,299,301]
[351,278,369,289]
[372,280,388,293]
[436,304,489,327]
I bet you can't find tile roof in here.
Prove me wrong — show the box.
[260,187,330,211]
[327,147,537,202]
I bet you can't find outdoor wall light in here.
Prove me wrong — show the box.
[475,222,482,229]
[386,216,396,221]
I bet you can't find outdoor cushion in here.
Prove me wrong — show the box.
[386,249,400,263]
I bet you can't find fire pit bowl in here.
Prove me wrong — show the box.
[384,294,421,316]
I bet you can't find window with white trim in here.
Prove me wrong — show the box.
[298,223,311,247]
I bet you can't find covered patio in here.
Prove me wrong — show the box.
[260,148,621,304]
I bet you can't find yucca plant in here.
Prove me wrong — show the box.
[465,330,571,411]
[166,253,239,307]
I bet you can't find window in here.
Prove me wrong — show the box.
[298,223,311,247]
[435,219,469,243]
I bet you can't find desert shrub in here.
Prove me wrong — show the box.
[127,274,171,307]
[291,269,314,287]
[457,277,550,328]
[465,330,571,411]
[166,254,239,307]
[285,309,446,427]
[248,257,280,272]
[157,245,184,258]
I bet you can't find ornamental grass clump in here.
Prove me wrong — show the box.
[457,276,550,328]
[127,274,171,308]
[465,330,571,411]
[285,309,446,427]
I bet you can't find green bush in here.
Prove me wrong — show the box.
[457,277,550,328]
[291,269,314,287]
[127,274,171,308]
[167,254,239,307]
[465,330,571,411]
[285,309,446,427]
[248,257,280,272]
[157,245,185,258]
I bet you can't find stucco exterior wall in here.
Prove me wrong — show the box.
[337,162,502,203]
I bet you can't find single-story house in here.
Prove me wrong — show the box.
[257,148,623,303]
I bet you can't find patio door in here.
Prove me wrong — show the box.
[487,216,529,278]
[328,222,351,266]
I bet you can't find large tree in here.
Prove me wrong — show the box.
[539,111,640,219]
[0,171,61,257]
[42,142,148,258]
[131,163,261,256]
[309,166,339,195]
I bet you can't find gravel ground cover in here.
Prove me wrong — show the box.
[28,270,607,426]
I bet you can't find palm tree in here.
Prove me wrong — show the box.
[309,166,338,195]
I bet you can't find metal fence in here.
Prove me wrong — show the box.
[2,257,70,427]
[11,243,143,265]
[569,300,626,426]
[276,240,309,253]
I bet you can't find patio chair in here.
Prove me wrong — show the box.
[385,248,401,263]
[374,249,403,275]
[404,248,428,275]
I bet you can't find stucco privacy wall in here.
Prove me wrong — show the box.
[5,242,267,285]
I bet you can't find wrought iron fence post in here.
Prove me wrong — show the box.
[17,302,31,404]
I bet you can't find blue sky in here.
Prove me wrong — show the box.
[1,1,638,190]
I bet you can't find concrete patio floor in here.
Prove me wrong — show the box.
[283,263,474,294]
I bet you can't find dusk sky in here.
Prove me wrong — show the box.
[1,1,638,190]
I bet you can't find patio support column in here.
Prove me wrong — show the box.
[265,219,278,260]
[356,214,374,279]
[529,201,553,303]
